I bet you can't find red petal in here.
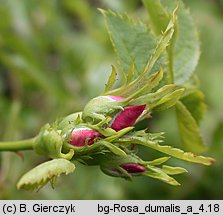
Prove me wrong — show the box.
[111,105,146,131]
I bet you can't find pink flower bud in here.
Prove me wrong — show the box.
[121,163,146,173]
[111,105,146,131]
[106,96,146,131]
[69,127,101,147]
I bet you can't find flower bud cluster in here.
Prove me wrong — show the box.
[33,69,212,185]
[64,95,148,176]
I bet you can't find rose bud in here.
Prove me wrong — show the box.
[107,96,146,131]
[69,127,101,147]
[111,104,146,131]
[121,163,146,173]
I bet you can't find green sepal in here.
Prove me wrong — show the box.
[69,140,126,160]
[82,96,128,123]
[57,112,82,130]
[129,84,177,105]
[125,63,135,85]
[147,157,170,166]
[97,141,126,156]
[98,153,144,180]
[17,159,75,191]
[101,166,132,180]
[129,84,184,111]
[125,68,164,100]
[152,88,184,111]
[161,165,188,175]
[81,116,133,138]
[33,124,74,160]
[104,67,163,98]
[103,65,117,93]
[116,131,215,166]
[143,165,180,186]
[104,127,134,142]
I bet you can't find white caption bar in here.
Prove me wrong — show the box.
[0,200,222,216]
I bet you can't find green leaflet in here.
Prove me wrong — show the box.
[181,89,206,125]
[161,165,188,175]
[166,0,200,85]
[17,159,75,191]
[102,10,175,97]
[104,127,134,142]
[175,101,207,154]
[143,0,206,153]
[144,0,200,84]
[100,9,159,79]
[142,0,170,35]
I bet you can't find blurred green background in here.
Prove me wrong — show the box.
[0,0,222,199]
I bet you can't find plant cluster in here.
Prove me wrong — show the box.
[0,0,215,191]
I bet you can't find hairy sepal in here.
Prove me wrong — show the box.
[33,124,74,160]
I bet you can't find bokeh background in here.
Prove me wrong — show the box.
[0,0,222,199]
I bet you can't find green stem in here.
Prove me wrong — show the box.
[0,138,35,151]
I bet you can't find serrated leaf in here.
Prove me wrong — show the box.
[144,165,180,186]
[101,9,158,78]
[144,0,200,84]
[103,11,175,97]
[104,65,117,93]
[144,0,204,156]
[181,89,206,124]
[141,9,176,76]
[172,2,200,84]
[161,165,188,175]
[163,0,200,84]
[175,101,207,154]
[17,159,75,191]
